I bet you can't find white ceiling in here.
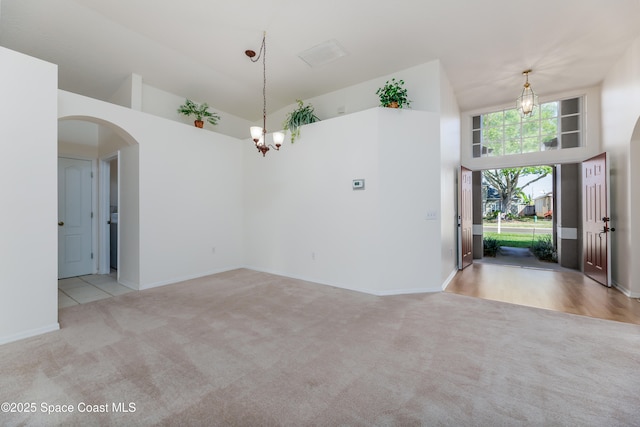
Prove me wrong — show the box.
[2,0,640,121]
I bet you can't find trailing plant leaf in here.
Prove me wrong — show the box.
[177,99,221,126]
[375,78,411,108]
[282,100,320,143]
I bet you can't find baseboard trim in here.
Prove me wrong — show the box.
[118,278,139,290]
[138,266,244,290]
[242,266,444,296]
[441,267,459,291]
[0,322,60,346]
[373,286,443,296]
[612,281,640,298]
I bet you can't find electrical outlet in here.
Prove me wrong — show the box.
[311,252,316,260]
[212,247,216,254]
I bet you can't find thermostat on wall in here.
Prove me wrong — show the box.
[353,179,365,190]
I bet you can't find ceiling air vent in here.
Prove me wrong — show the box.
[297,39,348,68]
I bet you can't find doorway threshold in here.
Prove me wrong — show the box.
[476,246,577,272]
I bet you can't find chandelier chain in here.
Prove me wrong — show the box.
[246,31,283,156]
[248,32,267,134]
[262,33,266,134]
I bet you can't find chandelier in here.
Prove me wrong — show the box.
[246,31,284,157]
[516,69,538,117]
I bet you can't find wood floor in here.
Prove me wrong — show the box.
[445,263,640,325]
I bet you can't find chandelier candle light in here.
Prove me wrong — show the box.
[516,69,538,117]
[246,31,284,157]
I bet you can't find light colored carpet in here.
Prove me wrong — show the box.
[1,268,639,426]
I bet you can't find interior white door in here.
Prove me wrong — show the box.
[58,157,93,278]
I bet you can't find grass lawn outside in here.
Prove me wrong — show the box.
[483,218,553,228]
[483,232,545,248]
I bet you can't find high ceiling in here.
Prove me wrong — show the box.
[2,0,640,121]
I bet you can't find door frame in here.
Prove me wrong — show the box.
[475,165,565,268]
[98,152,119,276]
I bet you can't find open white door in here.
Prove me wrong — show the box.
[582,153,612,287]
[58,157,93,278]
[459,166,473,269]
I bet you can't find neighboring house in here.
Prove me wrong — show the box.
[482,186,501,216]
[519,205,536,216]
[534,192,554,218]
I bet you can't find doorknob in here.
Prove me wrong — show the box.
[58,221,64,226]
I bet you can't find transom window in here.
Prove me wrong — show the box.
[472,97,582,158]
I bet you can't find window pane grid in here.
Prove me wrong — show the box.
[472,97,581,158]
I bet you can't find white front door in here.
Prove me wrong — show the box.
[58,157,93,278]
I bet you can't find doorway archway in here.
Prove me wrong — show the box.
[57,116,139,288]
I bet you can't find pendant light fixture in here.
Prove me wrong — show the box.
[246,31,284,157]
[516,69,538,117]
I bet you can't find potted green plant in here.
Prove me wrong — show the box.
[177,99,221,128]
[376,78,411,109]
[283,100,320,143]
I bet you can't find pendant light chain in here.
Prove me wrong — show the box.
[246,31,284,156]
[262,33,267,134]
[247,32,267,135]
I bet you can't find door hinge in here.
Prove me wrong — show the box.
[91,171,94,178]
[91,252,94,259]
[91,212,94,218]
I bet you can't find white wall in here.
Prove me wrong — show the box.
[57,90,246,291]
[242,59,458,295]
[268,61,442,136]
[377,109,443,294]
[135,61,441,142]
[56,59,457,296]
[0,47,59,344]
[243,110,381,292]
[119,144,140,288]
[104,73,254,139]
[141,84,253,139]
[109,73,142,111]
[438,63,461,285]
[2,48,461,343]
[243,108,443,295]
[137,119,244,288]
[600,36,640,297]
[58,120,99,158]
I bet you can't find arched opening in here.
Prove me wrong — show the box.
[57,116,139,307]
[617,115,640,293]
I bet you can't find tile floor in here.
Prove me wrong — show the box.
[58,270,134,308]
